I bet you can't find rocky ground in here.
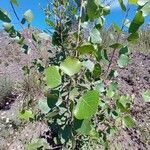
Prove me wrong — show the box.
[0,31,150,150]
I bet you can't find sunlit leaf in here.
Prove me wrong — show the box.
[24,9,34,23]
[118,0,126,11]
[76,119,92,135]
[141,1,150,17]
[127,32,139,43]
[0,9,11,23]
[38,98,50,114]
[45,66,61,88]
[82,60,95,72]
[117,54,129,68]
[137,0,149,6]
[74,90,99,119]
[77,43,96,55]
[3,23,12,31]
[128,0,138,4]
[18,110,34,121]
[103,6,110,16]
[113,22,121,33]
[69,88,79,100]
[90,28,102,44]
[142,89,150,102]
[60,57,82,76]
[123,115,134,128]
[25,139,49,150]
[45,18,55,27]
[129,11,144,33]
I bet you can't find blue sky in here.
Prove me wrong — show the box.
[0,0,150,30]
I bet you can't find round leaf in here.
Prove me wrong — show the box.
[60,57,82,76]
[24,9,34,23]
[38,98,50,114]
[74,90,100,120]
[18,110,34,121]
[117,54,129,68]
[123,115,134,128]
[90,28,102,44]
[77,43,96,55]
[45,66,61,88]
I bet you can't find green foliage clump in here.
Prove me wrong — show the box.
[0,0,150,149]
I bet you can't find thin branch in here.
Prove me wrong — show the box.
[105,5,130,77]
[76,0,84,47]
[10,2,40,51]
[10,1,24,30]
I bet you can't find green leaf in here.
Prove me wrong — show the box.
[93,63,101,78]
[108,70,118,79]
[95,80,105,93]
[77,43,96,55]
[3,23,12,31]
[24,9,34,23]
[60,57,82,76]
[0,9,11,23]
[119,46,129,56]
[103,6,110,16]
[129,11,144,33]
[45,66,61,88]
[87,0,100,20]
[45,18,55,27]
[76,119,92,135]
[25,139,49,150]
[117,54,129,68]
[82,60,95,72]
[118,0,126,11]
[127,32,139,43]
[142,89,150,102]
[101,49,109,64]
[110,43,123,49]
[38,98,50,114]
[141,1,150,17]
[47,90,59,108]
[123,115,134,128]
[11,0,19,6]
[90,28,102,44]
[74,90,99,120]
[18,110,34,121]
[69,88,79,100]
[113,22,121,33]
[128,0,138,4]
[106,88,115,98]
